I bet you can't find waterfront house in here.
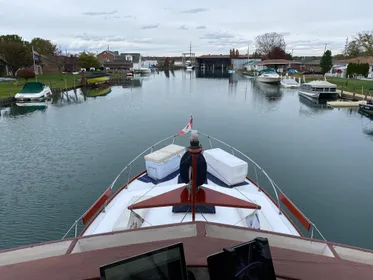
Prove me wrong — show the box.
[297,59,322,73]
[116,53,141,69]
[327,56,373,78]
[247,59,300,73]
[196,54,254,71]
[96,51,118,63]
[97,51,142,70]
[40,55,78,74]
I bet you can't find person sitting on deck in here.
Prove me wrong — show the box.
[179,132,207,189]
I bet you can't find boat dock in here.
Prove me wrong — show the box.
[327,100,367,108]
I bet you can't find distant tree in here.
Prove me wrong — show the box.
[345,40,362,58]
[30,38,58,56]
[77,52,100,69]
[267,46,289,59]
[0,40,33,72]
[0,34,24,44]
[347,62,370,77]
[255,32,286,56]
[355,30,373,56]
[17,68,35,81]
[344,30,373,58]
[251,51,262,59]
[320,50,333,74]
[333,54,345,60]
[163,57,169,69]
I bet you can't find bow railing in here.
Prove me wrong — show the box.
[62,131,326,242]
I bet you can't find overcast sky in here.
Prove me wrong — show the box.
[1,0,372,56]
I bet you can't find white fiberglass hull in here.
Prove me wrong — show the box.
[281,80,300,88]
[82,172,300,237]
[14,87,52,101]
[257,75,280,84]
[298,90,320,99]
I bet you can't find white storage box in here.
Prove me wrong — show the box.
[204,148,248,186]
[144,144,185,180]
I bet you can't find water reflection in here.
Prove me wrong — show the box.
[122,78,142,88]
[252,80,282,102]
[298,95,332,116]
[196,70,230,79]
[4,102,49,117]
[358,110,373,139]
[84,86,112,98]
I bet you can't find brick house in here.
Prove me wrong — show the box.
[97,50,141,70]
[40,55,78,74]
[97,51,118,63]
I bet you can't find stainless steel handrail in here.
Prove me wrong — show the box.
[62,132,326,241]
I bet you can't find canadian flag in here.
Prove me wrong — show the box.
[178,116,193,136]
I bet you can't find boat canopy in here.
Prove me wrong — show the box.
[259,68,277,74]
[19,82,45,94]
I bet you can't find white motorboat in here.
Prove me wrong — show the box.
[280,77,300,88]
[2,117,373,279]
[298,80,339,99]
[14,82,52,101]
[70,117,316,239]
[185,60,195,71]
[256,69,280,84]
[139,67,151,74]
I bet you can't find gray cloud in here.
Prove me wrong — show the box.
[3,0,369,56]
[279,32,291,36]
[179,25,188,30]
[201,31,235,40]
[181,8,209,14]
[196,25,206,29]
[82,10,118,16]
[141,24,160,29]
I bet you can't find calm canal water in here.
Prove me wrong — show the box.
[1,70,372,250]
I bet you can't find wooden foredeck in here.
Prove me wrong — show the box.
[1,222,372,280]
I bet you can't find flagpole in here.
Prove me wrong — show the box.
[32,46,36,76]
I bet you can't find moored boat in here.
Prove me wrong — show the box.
[298,80,339,99]
[359,100,373,115]
[280,77,300,88]
[14,82,52,101]
[1,117,373,279]
[139,68,151,74]
[86,73,111,85]
[256,68,280,84]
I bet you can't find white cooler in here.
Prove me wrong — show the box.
[144,144,185,180]
[204,148,248,186]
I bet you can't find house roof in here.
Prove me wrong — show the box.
[103,61,132,68]
[198,55,252,59]
[257,59,300,65]
[97,51,117,57]
[296,59,321,65]
[334,56,373,65]
[118,53,141,63]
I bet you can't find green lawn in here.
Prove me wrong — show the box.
[290,74,373,95]
[322,77,373,95]
[0,73,82,98]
